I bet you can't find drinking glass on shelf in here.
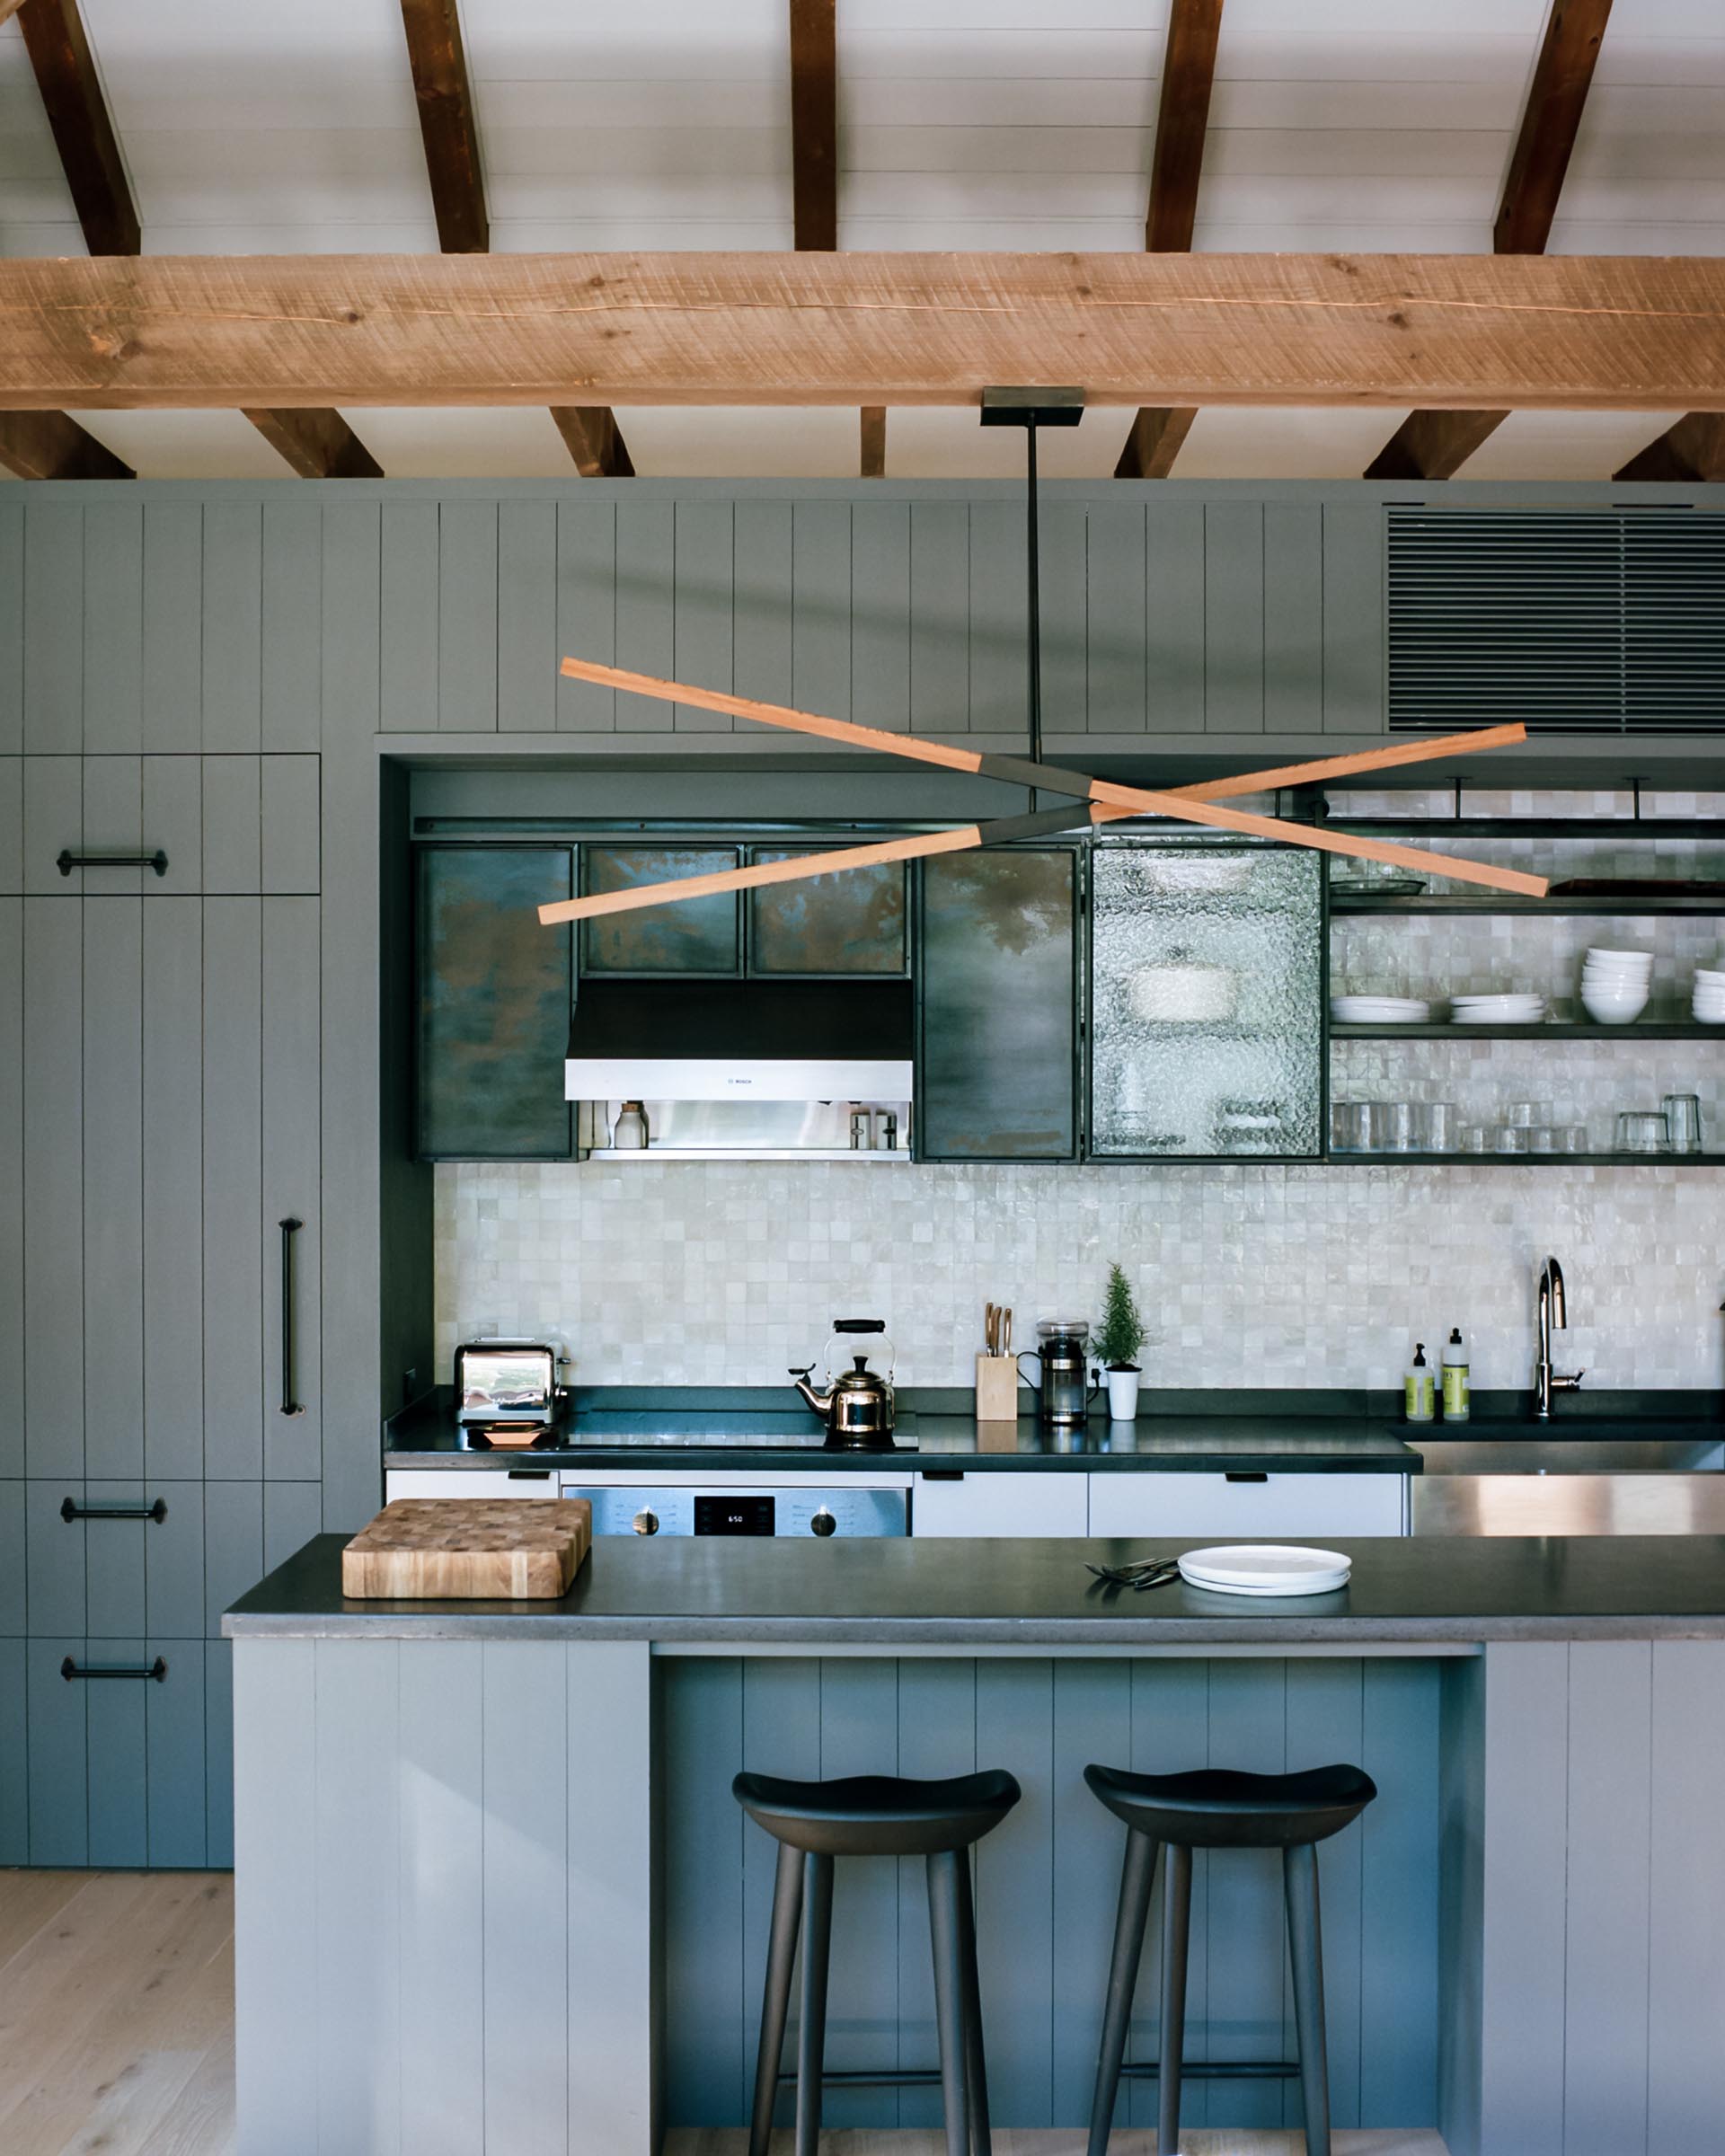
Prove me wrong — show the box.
[1559,1126,1591,1153]
[1494,1126,1528,1154]
[1337,1100,1378,1153]
[1460,1125,1491,1153]
[1527,1126,1559,1154]
[1616,1110,1670,1154]
[1380,1101,1419,1153]
[1507,1100,1552,1129]
[1420,1102,1461,1152]
[1662,1093,1703,1154]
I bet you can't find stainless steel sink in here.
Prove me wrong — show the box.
[1411,1433,1725,1534]
[1414,1437,1725,1475]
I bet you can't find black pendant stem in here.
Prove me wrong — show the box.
[1025,415,1041,814]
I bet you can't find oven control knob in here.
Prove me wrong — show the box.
[810,1508,837,1537]
[632,1509,659,1536]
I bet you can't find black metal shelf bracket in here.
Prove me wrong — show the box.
[279,1216,305,1417]
[58,849,168,877]
[60,1496,167,1524]
[61,1657,168,1683]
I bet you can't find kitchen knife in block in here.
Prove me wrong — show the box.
[975,1354,1020,1427]
[341,1498,592,1599]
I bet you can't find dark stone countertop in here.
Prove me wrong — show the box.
[226,1531,1725,1646]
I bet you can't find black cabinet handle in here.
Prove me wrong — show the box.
[1225,1471,1270,1484]
[58,849,168,877]
[60,1497,167,1524]
[279,1216,305,1417]
[61,1657,167,1683]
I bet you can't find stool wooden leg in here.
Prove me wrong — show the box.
[926,1848,972,2156]
[954,1851,992,2156]
[1086,1827,1159,2156]
[796,1851,834,2156]
[1157,1843,1192,2156]
[1284,1841,1331,2156]
[748,1839,803,2156]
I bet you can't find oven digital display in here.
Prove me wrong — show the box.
[694,1495,775,1536]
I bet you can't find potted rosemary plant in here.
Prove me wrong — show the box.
[1095,1261,1146,1421]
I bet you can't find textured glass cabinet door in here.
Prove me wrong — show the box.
[1088,842,1322,1159]
[917,850,1079,1161]
[418,847,573,1159]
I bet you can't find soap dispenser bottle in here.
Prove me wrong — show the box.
[1442,1328,1470,1422]
[1404,1342,1436,1423]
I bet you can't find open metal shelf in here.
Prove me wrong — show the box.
[1325,1151,1721,1168]
[1331,895,1725,916]
[1330,1021,1721,1042]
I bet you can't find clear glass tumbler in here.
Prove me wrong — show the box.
[1380,1101,1419,1153]
[1421,1101,1461,1152]
[1662,1093,1703,1154]
[1460,1125,1491,1153]
[1337,1101,1378,1153]
[1616,1110,1670,1153]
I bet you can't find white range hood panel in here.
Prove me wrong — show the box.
[563,1056,914,1103]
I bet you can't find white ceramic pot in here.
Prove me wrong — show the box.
[1106,1368,1141,1421]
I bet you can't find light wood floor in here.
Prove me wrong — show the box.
[0,1869,1446,2156]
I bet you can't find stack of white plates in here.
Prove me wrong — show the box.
[1449,993,1547,1025]
[1176,1544,1353,1597]
[1580,946,1652,1024]
[1694,967,1725,1023]
[1330,994,1430,1024]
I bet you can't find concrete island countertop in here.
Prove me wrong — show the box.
[226,1530,1725,1646]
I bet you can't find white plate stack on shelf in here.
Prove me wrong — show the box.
[1330,994,1430,1024]
[1175,1544,1353,1597]
[1448,992,1547,1025]
[1694,967,1725,1024]
[1579,947,1653,1025]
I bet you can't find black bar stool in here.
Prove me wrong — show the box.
[733,1766,1021,2156]
[1083,1760,1377,2156]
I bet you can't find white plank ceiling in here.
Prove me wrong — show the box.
[3,0,1722,480]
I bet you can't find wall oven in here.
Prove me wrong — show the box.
[557,1471,909,1537]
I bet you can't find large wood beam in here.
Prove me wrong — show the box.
[242,407,384,479]
[0,1,31,30]
[17,0,137,255]
[1614,412,1725,484]
[398,0,488,253]
[550,406,634,478]
[0,253,1720,411]
[0,407,131,480]
[1118,0,1224,481]
[789,0,837,252]
[1364,0,1612,481]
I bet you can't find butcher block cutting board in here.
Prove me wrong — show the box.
[341,1498,592,1600]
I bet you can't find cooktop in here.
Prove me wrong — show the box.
[565,1410,920,1450]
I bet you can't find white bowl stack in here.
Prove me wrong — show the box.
[1330,994,1430,1024]
[1448,992,1547,1025]
[1580,946,1653,1025]
[1694,966,1725,1024]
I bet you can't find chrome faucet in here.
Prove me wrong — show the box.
[1535,1255,1585,1418]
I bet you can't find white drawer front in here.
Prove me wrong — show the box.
[385,1468,561,1501]
[1088,1471,1408,1540]
[912,1471,1088,1537]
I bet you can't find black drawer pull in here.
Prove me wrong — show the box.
[1225,1471,1269,1484]
[61,1656,168,1683]
[60,1497,168,1524]
[279,1217,305,1417]
[58,849,169,877]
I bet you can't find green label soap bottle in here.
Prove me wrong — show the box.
[1404,1341,1436,1423]
[1442,1327,1470,1422]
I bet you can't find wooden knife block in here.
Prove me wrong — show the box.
[974,1353,1020,1427]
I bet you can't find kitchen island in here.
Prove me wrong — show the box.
[226,1533,1725,2156]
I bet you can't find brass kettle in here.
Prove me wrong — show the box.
[791,1319,897,1449]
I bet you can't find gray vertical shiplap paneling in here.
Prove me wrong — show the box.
[1283,1658,1366,2131]
[201,1480,263,1639]
[969,500,1026,735]
[81,754,143,891]
[0,1483,20,1639]
[1323,500,1387,735]
[498,499,559,732]
[1145,499,1206,736]
[731,500,792,713]
[262,1482,323,1577]
[1563,1641,1652,2156]
[0,756,19,890]
[851,499,911,734]
[1050,1659,1130,2126]
[82,898,144,1480]
[672,499,734,733]
[82,500,144,754]
[84,1480,146,1636]
[261,755,322,893]
[25,1477,84,1633]
[22,754,82,892]
[203,898,263,1479]
[143,899,204,1482]
[818,1657,899,2130]
[380,501,440,736]
[27,1635,85,1863]
[663,1655,747,2125]
[738,1657,819,2134]
[142,752,203,896]
[146,1634,206,1865]
[908,502,969,735]
[1647,1641,1725,2147]
[401,1641,485,2154]
[85,1638,148,1866]
[1359,1657,1441,2126]
[1086,499,1147,734]
[0,901,19,1476]
[438,499,500,732]
[261,495,323,754]
[1437,1657,1483,2156]
[0,1639,23,1863]
[205,1636,234,1864]
[1264,502,1324,738]
[142,502,203,753]
[1205,501,1266,735]
[201,503,263,753]
[556,499,616,732]
[24,499,83,753]
[1039,500,1089,736]
[792,501,853,722]
[894,1658,975,2131]
[23,897,83,1476]
[145,1481,205,1639]
[483,1639,570,2156]
[615,500,677,733]
[202,754,262,894]
[1203,1659,1287,2129]
[0,496,21,755]
[263,897,321,1478]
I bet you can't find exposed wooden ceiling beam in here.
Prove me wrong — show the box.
[0,407,131,480]
[17,0,137,254]
[1363,0,1612,481]
[1118,0,1224,481]
[859,405,885,477]
[0,1,31,30]
[1,253,1720,411]
[789,0,837,252]
[551,406,634,478]
[1614,412,1725,484]
[242,407,384,480]
[398,0,489,253]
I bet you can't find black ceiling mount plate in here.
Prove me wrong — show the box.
[979,386,1085,428]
